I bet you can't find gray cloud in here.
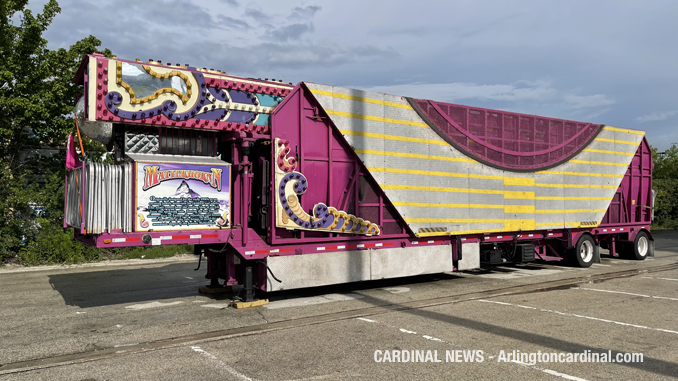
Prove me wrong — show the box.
[243,8,269,20]
[216,15,251,29]
[219,0,239,6]
[358,80,615,122]
[289,5,321,19]
[266,23,314,42]
[35,0,678,149]
[636,111,678,123]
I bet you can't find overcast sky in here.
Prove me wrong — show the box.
[35,0,678,150]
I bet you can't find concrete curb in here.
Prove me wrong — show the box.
[0,255,196,274]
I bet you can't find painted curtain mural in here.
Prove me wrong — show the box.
[135,162,231,231]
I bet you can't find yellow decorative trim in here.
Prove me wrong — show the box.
[116,61,193,105]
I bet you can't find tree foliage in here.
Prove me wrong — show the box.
[0,0,111,262]
[652,144,678,228]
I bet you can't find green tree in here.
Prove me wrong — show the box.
[0,0,111,262]
[652,144,678,228]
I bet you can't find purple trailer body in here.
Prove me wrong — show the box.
[65,55,654,297]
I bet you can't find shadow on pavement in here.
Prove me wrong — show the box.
[48,262,204,308]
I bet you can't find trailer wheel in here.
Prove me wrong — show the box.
[570,234,595,268]
[620,231,650,261]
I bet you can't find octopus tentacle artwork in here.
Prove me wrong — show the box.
[274,138,380,235]
[94,58,292,134]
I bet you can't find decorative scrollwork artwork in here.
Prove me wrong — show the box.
[274,138,380,235]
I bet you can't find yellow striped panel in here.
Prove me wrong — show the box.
[535,209,607,214]
[536,170,623,178]
[535,183,618,189]
[583,148,634,156]
[381,184,536,199]
[535,222,593,228]
[504,205,535,213]
[442,229,490,236]
[406,218,507,223]
[418,231,455,237]
[603,126,645,135]
[594,137,639,146]
[408,218,536,231]
[327,110,428,128]
[339,129,449,146]
[354,149,477,164]
[569,159,628,167]
[366,166,505,181]
[310,89,411,109]
[535,196,611,201]
[370,167,618,188]
[504,177,535,186]
[393,202,502,209]
[504,191,535,199]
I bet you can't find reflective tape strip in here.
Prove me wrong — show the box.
[111,237,141,243]
[245,248,294,255]
[316,242,396,250]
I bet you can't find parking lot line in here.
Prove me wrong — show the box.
[476,299,678,335]
[578,287,678,301]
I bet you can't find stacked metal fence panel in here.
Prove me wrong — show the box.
[66,162,132,233]
[65,167,83,229]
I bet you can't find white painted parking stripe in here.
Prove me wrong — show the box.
[190,346,253,381]
[512,361,590,381]
[264,293,364,309]
[579,287,678,301]
[641,276,678,282]
[125,301,183,310]
[356,317,375,323]
[422,335,444,342]
[477,299,678,335]
[356,316,589,381]
[201,303,231,309]
[379,287,410,294]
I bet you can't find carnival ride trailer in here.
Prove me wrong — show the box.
[65,54,654,297]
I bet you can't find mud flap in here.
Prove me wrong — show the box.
[593,244,601,264]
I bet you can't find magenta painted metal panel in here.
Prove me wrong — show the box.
[409,98,602,171]
[270,85,409,244]
[600,137,653,226]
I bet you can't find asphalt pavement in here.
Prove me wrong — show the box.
[1,231,677,380]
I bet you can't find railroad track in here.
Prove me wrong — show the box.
[2,261,677,375]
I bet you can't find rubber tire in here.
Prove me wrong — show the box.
[570,234,595,268]
[620,231,650,261]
